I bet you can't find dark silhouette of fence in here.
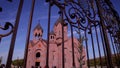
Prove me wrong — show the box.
[0,0,120,68]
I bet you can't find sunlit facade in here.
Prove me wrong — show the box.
[26,17,87,68]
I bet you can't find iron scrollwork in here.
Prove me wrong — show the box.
[0,22,14,42]
[97,0,120,45]
[48,0,100,31]
[46,0,120,68]
[47,0,119,32]
[0,0,14,42]
[48,0,120,44]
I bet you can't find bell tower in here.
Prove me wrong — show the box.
[54,16,68,44]
[33,23,43,40]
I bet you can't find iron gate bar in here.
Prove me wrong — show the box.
[110,34,118,57]
[105,0,120,54]
[116,43,120,54]
[61,9,65,68]
[70,3,79,68]
[77,24,81,40]
[114,40,120,60]
[94,25,102,68]
[6,0,24,68]
[23,0,35,68]
[99,24,108,67]
[118,44,120,54]
[77,26,82,68]
[85,30,90,68]
[104,0,120,29]
[6,0,23,68]
[0,0,120,68]
[109,33,119,68]
[46,1,51,68]
[114,43,118,55]
[70,24,75,68]
[118,44,120,53]
[95,0,113,67]
[89,25,97,68]
[117,39,120,53]
[45,0,120,68]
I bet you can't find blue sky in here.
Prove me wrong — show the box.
[0,0,120,64]
[0,0,60,64]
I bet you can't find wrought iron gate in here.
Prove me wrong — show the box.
[0,0,120,68]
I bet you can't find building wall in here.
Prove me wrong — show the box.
[26,22,87,68]
[26,40,46,68]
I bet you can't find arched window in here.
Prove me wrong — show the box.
[53,36,54,39]
[36,52,40,58]
[51,36,52,39]
[51,35,54,39]
[38,33,40,37]
[35,33,37,37]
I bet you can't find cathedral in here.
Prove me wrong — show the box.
[26,17,87,68]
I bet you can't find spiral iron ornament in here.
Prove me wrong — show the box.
[0,22,14,42]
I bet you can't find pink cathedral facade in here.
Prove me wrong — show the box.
[26,17,87,68]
